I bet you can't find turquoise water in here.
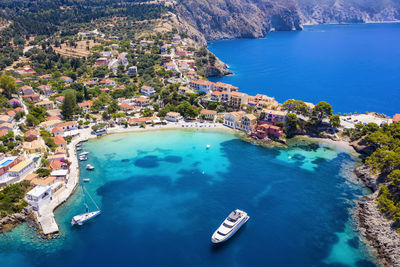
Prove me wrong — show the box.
[208,23,400,116]
[0,130,377,266]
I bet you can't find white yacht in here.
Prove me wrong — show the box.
[80,152,89,156]
[211,209,249,243]
[71,186,101,226]
[71,210,101,226]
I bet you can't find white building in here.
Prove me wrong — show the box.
[26,185,52,211]
[165,112,181,122]
[189,80,214,94]
[128,66,137,75]
[141,86,156,96]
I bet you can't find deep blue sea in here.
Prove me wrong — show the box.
[208,23,400,116]
[0,130,377,266]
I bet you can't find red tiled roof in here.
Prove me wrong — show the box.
[120,103,134,110]
[57,121,77,127]
[52,126,63,133]
[24,130,38,137]
[52,136,66,145]
[393,114,400,122]
[129,117,153,123]
[0,129,8,137]
[136,97,149,102]
[46,116,61,121]
[49,160,62,170]
[201,109,217,115]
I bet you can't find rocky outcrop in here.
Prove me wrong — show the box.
[0,207,33,233]
[205,55,232,77]
[354,165,380,191]
[357,192,400,267]
[175,0,303,41]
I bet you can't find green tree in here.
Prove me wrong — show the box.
[142,107,153,117]
[0,74,18,99]
[312,101,332,121]
[282,99,308,116]
[61,89,77,120]
[329,115,341,128]
[286,113,298,137]
[389,170,400,187]
[177,101,197,118]
[26,114,39,126]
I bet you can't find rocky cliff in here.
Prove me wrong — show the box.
[299,0,400,24]
[175,0,303,41]
[175,0,400,41]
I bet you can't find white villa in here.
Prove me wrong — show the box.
[26,184,53,211]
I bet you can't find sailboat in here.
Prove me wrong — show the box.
[71,186,101,226]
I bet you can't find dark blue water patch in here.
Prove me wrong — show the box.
[292,153,306,161]
[162,155,182,163]
[134,155,183,169]
[356,260,377,267]
[134,155,159,168]
[348,236,360,249]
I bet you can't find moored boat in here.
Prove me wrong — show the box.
[83,178,90,182]
[71,210,101,226]
[79,155,88,161]
[211,209,249,243]
[71,186,101,226]
[86,164,94,170]
[79,152,89,156]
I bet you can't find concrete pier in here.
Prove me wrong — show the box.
[34,129,94,236]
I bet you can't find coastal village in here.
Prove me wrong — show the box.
[0,25,398,236]
[0,2,399,265]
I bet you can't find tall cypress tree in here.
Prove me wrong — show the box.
[61,89,77,121]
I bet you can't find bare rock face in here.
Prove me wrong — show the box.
[357,193,400,267]
[175,0,303,41]
[0,207,33,233]
[298,0,400,24]
[354,165,381,192]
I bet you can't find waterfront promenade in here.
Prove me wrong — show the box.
[35,128,94,235]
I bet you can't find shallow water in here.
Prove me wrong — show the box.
[209,23,400,116]
[0,130,376,266]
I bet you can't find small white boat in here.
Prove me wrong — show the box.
[83,178,90,182]
[77,147,82,151]
[86,164,95,170]
[80,152,89,156]
[206,144,211,149]
[211,209,249,243]
[71,210,101,226]
[79,156,88,161]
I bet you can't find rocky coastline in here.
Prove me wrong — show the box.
[0,207,33,234]
[354,164,400,266]
[357,191,400,267]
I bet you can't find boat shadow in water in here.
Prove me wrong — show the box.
[210,223,248,253]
